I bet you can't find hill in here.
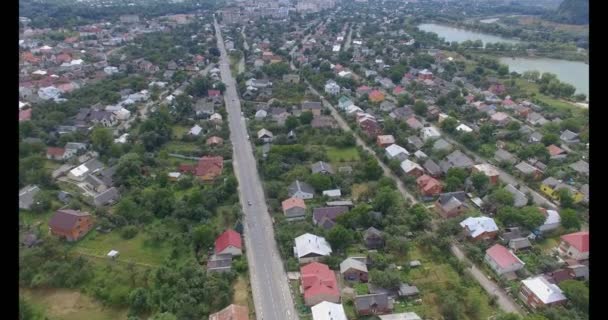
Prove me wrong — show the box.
[546,0,589,25]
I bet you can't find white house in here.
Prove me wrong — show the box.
[520,276,567,309]
[257,128,274,142]
[294,233,332,264]
[114,133,129,144]
[322,189,342,198]
[324,80,341,95]
[385,144,410,162]
[311,301,347,320]
[538,209,560,233]
[456,124,473,133]
[113,108,131,120]
[189,124,203,136]
[255,109,268,120]
[420,126,441,141]
[400,159,424,176]
[338,70,352,78]
[104,66,119,75]
[485,244,525,276]
[332,44,341,52]
[460,216,498,240]
[68,164,90,181]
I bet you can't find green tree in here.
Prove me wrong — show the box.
[115,153,143,187]
[559,208,580,230]
[128,288,150,314]
[372,187,398,214]
[91,126,114,153]
[445,176,463,192]
[30,190,53,213]
[327,225,354,251]
[413,100,428,115]
[19,297,44,320]
[285,115,299,130]
[491,188,515,207]
[361,159,383,181]
[308,173,332,191]
[560,280,588,312]
[441,117,458,133]
[471,172,489,191]
[299,111,313,125]
[369,269,402,289]
[407,204,431,230]
[557,188,575,208]
[541,133,559,146]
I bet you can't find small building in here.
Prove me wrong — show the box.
[377,135,396,148]
[288,180,315,199]
[400,159,424,177]
[423,159,442,178]
[209,304,249,320]
[282,197,307,220]
[312,161,335,175]
[301,262,340,306]
[472,164,500,185]
[485,244,525,276]
[207,253,233,273]
[354,293,392,316]
[340,257,369,282]
[460,216,499,241]
[206,136,224,146]
[302,101,323,116]
[94,187,120,207]
[515,161,543,180]
[509,237,532,252]
[420,126,441,142]
[49,209,94,242]
[560,130,580,144]
[385,144,409,162]
[558,231,589,261]
[378,312,422,320]
[322,189,342,198]
[107,250,119,259]
[188,124,203,136]
[398,283,420,297]
[519,276,567,309]
[504,184,528,207]
[257,128,274,142]
[294,233,332,264]
[538,208,561,233]
[215,229,242,256]
[313,206,349,229]
[435,191,468,218]
[363,227,384,249]
[311,301,347,320]
[416,175,442,197]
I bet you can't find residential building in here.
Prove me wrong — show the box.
[215,229,242,256]
[294,233,332,263]
[519,276,567,309]
[558,231,589,261]
[485,244,525,276]
[49,209,94,241]
[416,175,442,197]
[313,206,349,229]
[472,164,500,185]
[312,161,335,175]
[325,80,341,95]
[311,301,347,320]
[282,197,307,220]
[435,191,468,218]
[340,257,369,282]
[377,135,395,148]
[288,180,315,199]
[400,159,424,177]
[363,227,384,249]
[460,216,499,241]
[354,293,392,316]
[504,184,528,207]
[209,304,249,320]
[385,144,409,162]
[301,262,340,306]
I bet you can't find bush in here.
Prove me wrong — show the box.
[121,226,139,239]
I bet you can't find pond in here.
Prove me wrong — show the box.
[417,23,521,47]
[499,57,589,97]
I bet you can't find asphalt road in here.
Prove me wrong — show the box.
[214,17,298,320]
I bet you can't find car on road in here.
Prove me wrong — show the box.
[248,201,252,206]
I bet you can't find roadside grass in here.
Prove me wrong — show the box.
[290,280,312,320]
[73,229,172,266]
[326,146,360,163]
[20,288,129,320]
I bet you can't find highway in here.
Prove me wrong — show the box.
[214,17,299,320]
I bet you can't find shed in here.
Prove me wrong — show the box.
[107,250,119,259]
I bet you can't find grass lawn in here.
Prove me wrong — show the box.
[536,236,560,253]
[21,288,128,320]
[351,184,369,201]
[20,209,55,231]
[44,160,62,172]
[511,78,583,114]
[290,280,312,320]
[73,229,172,266]
[326,146,360,163]
[233,274,257,319]
[161,141,201,155]
[172,125,190,139]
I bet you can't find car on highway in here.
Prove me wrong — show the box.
[248,201,252,206]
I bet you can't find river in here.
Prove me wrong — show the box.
[499,57,589,97]
[417,23,589,97]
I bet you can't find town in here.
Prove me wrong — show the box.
[19,0,588,320]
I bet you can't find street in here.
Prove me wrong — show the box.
[214,17,299,320]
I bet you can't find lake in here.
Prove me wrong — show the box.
[417,23,521,46]
[499,57,589,97]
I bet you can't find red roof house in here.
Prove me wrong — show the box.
[368,90,385,103]
[416,174,442,197]
[195,156,224,181]
[300,262,340,306]
[392,86,405,96]
[49,209,94,242]
[209,304,249,320]
[558,231,589,261]
[46,147,66,161]
[208,89,221,97]
[19,109,32,122]
[215,229,242,256]
[547,145,566,157]
[485,244,525,276]
[55,53,72,64]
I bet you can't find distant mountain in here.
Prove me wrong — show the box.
[547,0,589,24]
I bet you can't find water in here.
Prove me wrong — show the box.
[479,18,499,24]
[499,57,589,97]
[417,23,521,46]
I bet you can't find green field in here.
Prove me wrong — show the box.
[161,141,201,154]
[326,146,360,163]
[73,229,172,266]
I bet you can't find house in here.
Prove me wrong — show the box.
[188,124,203,136]
[311,301,347,320]
[19,185,40,210]
[416,175,442,197]
[312,161,335,175]
[515,161,543,180]
[504,184,528,207]
[494,149,517,165]
[302,101,323,116]
[418,69,433,80]
[89,110,118,127]
[490,112,510,126]
[527,112,549,126]
[338,96,354,110]
[407,136,424,150]
[378,312,422,320]
[257,128,273,142]
[420,126,441,141]
[560,130,580,144]
[460,216,499,241]
[208,304,249,320]
[46,147,66,161]
[206,136,224,146]
[390,107,414,120]
[294,233,332,263]
[509,237,532,251]
[64,142,87,159]
[282,197,307,220]
[207,253,233,273]
[528,131,543,144]
[322,189,341,198]
[519,276,567,309]
[313,206,349,229]
[439,150,475,173]
[472,164,500,185]
[363,227,384,249]
[288,180,315,199]
[385,144,409,162]
[380,101,397,112]
[356,85,372,97]
[49,209,94,241]
[538,208,561,233]
[400,159,424,177]
[540,177,584,203]
[283,74,300,83]
[359,118,382,138]
[566,264,589,281]
[422,159,441,178]
[193,156,224,181]
[255,109,268,120]
[485,244,525,276]
[207,89,221,98]
[544,269,574,284]
[433,139,453,152]
[369,90,385,103]
[215,229,242,256]
[569,160,589,176]
[210,113,223,124]
[270,107,290,124]
[398,283,420,298]
[376,135,395,148]
[435,191,468,218]
[94,187,120,207]
[354,293,392,316]
[558,231,589,261]
[547,144,566,158]
[301,262,340,306]
[311,116,337,129]
[340,257,369,282]
[325,80,341,95]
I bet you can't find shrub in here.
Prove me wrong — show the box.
[121,226,139,239]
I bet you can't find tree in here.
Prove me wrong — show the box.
[116,153,144,187]
[129,288,150,314]
[308,173,332,191]
[441,117,458,133]
[285,115,299,130]
[541,133,559,146]
[150,313,177,320]
[497,64,509,76]
[91,126,114,153]
[491,188,515,207]
[327,225,354,251]
[471,172,489,191]
[445,176,463,192]
[559,209,580,230]
[361,159,383,181]
[30,190,53,213]
[192,225,215,250]
[557,188,575,208]
[299,111,313,125]
[560,280,588,312]
[413,100,428,115]
[369,269,401,289]
[407,204,431,230]
[372,187,398,213]
[19,297,44,320]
